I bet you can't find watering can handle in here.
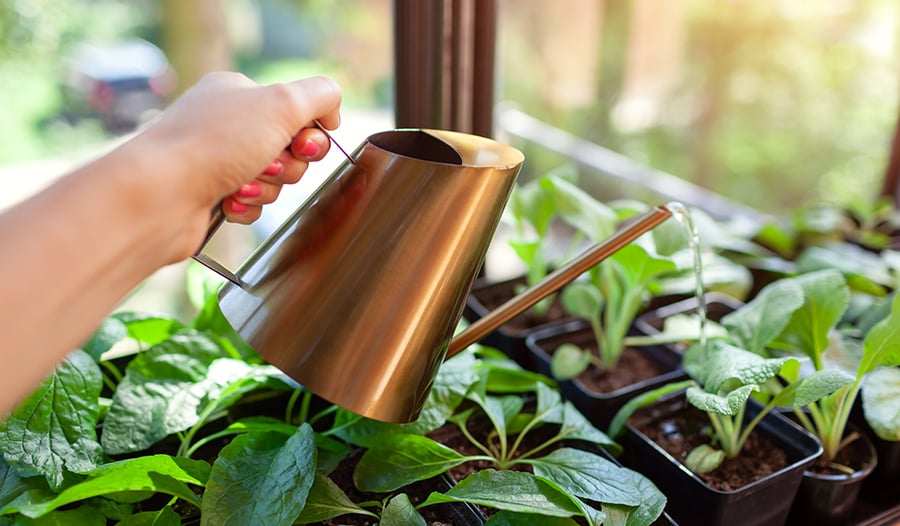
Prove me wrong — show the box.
[191,205,244,286]
[446,204,673,358]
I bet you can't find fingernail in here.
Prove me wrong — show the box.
[230,201,249,214]
[299,139,319,157]
[263,160,283,175]
[237,181,262,198]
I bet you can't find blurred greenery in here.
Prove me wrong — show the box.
[1,0,899,217]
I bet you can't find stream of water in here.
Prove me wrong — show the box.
[664,202,708,351]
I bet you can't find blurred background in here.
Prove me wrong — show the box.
[1,0,899,314]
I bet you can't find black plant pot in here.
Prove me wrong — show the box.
[618,396,822,526]
[465,276,575,369]
[525,319,687,429]
[787,424,879,526]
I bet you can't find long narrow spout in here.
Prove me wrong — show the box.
[447,204,673,358]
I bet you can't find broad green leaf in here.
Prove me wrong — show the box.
[3,455,209,519]
[190,293,257,359]
[354,434,466,492]
[600,472,667,526]
[486,510,580,525]
[82,317,128,361]
[859,293,900,375]
[684,341,795,393]
[548,174,617,242]
[772,369,855,408]
[295,473,378,523]
[722,278,804,355]
[550,344,591,381]
[561,282,603,322]
[13,506,107,525]
[686,385,757,416]
[795,244,893,289]
[111,312,186,347]
[776,270,849,365]
[421,469,580,517]
[525,448,642,505]
[0,457,43,510]
[610,245,677,290]
[380,493,426,526]
[114,506,181,526]
[200,424,316,526]
[533,381,564,426]
[558,403,618,452]
[684,444,725,474]
[481,360,554,393]
[101,334,256,454]
[0,350,104,490]
[861,367,900,440]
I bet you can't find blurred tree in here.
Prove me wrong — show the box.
[161,0,232,95]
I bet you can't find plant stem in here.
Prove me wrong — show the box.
[285,390,302,424]
[456,420,494,460]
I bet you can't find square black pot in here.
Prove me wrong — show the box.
[618,396,822,526]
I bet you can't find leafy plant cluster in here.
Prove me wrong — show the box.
[0,266,666,526]
[610,268,900,474]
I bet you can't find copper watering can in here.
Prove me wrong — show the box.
[194,128,672,423]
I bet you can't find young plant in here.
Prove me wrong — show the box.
[349,350,667,526]
[774,269,900,468]
[551,242,677,378]
[609,272,856,474]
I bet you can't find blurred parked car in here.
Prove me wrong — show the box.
[60,39,176,134]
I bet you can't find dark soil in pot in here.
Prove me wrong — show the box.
[634,401,789,491]
[619,395,822,526]
[527,320,686,428]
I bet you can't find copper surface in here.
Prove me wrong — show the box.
[216,129,523,423]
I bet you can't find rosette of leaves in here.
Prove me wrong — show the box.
[338,348,666,526]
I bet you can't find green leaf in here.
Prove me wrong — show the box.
[101,333,238,454]
[380,493,426,526]
[776,269,849,365]
[485,511,580,525]
[686,385,757,416]
[111,312,186,346]
[0,350,104,490]
[533,381,564,426]
[295,473,378,523]
[560,282,603,322]
[3,455,209,519]
[684,444,725,474]
[200,424,316,526]
[684,341,795,393]
[859,293,900,375]
[82,317,128,361]
[558,403,619,452]
[354,434,466,492]
[13,506,107,525]
[861,367,900,440]
[547,175,617,242]
[722,278,804,355]
[114,506,181,526]
[611,245,677,291]
[550,344,591,381]
[0,457,44,511]
[600,472,667,526]
[526,448,642,505]
[772,369,855,408]
[421,470,581,518]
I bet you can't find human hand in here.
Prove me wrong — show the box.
[124,71,342,255]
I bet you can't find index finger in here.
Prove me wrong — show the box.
[283,76,343,130]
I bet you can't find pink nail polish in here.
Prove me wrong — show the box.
[238,182,262,198]
[263,160,283,175]
[230,201,249,214]
[300,139,319,157]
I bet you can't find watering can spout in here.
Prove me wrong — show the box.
[446,204,673,358]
